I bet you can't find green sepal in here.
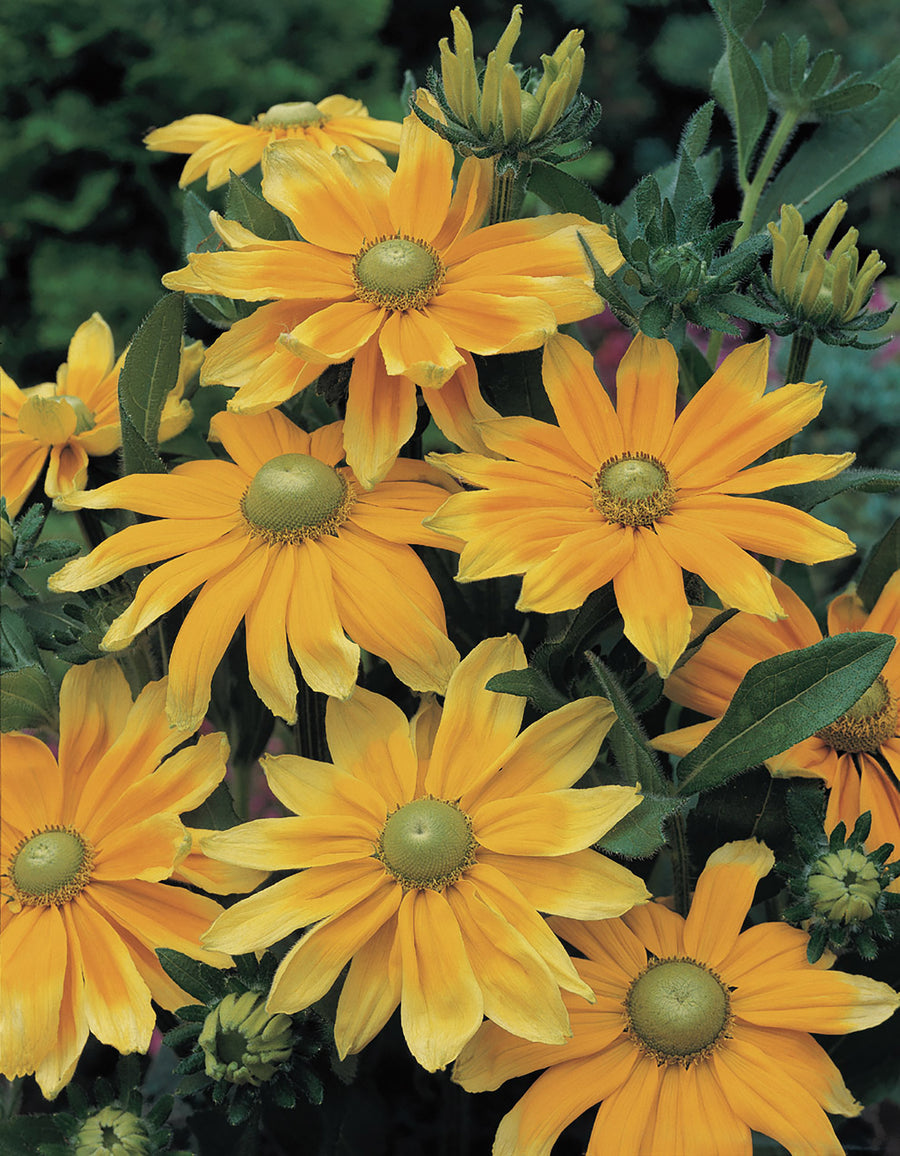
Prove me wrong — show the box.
[674,631,895,796]
[0,613,57,732]
[118,293,185,476]
[856,517,900,612]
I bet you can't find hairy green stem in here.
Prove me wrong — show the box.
[489,165,518,224]
[670,810,691,918]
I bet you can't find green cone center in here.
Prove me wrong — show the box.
[353,238,444,310]
[10,828,93,901]
[257,101,326,128]
[627,958,729,1062]
[817,674,896,753]
[377,798,476,890]
[241,453,351,544]
[592,453,675,527]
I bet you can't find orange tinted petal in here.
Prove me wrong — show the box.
[379,307,464,388]
[425,290,557,356]
[283,301,383,364]
[343,338,417,488]
[615,334,678,455]
[682,839,774,966]
[0,905,66,1079]
[542,333,625,465]
[613,527,691,677]
[389,113,454,240]
[517,522,635,614]
[285,541,360,699]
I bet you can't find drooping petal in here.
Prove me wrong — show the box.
[244,546,298,723]
[33,907,88,1100]
[613,527,692,677]
[421,352,502,457]
[446,880,571,1044]
[682,839,774,966]
[165,544,270,729]
[379,307,465,388]
[282,301,384,364]
[490,1044,635,1156]
[68,893,155,1054]
[426,634,526,800]
[342,338,418,488]
[712,1032,846,1156]
[334,914,402,1057]
[517,522,635,614]
[267,879,401,1013]
[396,888,484,1071]
[584,1052,662,1156]
[0,905,67,1080]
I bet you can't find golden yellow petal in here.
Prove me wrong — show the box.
[425,634,526,799]
[173,829,268,895]
[474,784,642,857]
[613,527,691,677]
[202,815,377,870]
[244,547,298,723]
[0,734,63,835]
[517,523,635,614]
[57,658,132,784]
[325,686,418,810]
[396,888,484,1071]
[282,300,383,364]
[615,333,678,456]
[342,338,417,488]
[262,751,387,825]
[542,333,625,465]
[334,914,402,1057]
[378,307,465,388]
[682,838,775,966]
[285,541,360,699]
[389,111,454,242]
[425,290,557,356]
[266,879,401,1013]
[0,905,67,1081]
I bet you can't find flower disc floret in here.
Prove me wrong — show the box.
[816,675,896,754]
[375,797,477,890]
[626,957,730,1065]
[353,236,446,312]
[240,453,353,544]
[8,826,94,907]
[256,101,328,129]
[592,452,676,527]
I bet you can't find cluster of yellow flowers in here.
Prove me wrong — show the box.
[1,7,898,1154]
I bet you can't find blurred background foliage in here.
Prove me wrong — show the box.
[3,0,898,386]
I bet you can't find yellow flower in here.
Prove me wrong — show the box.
[0,313,197,517]
[653,572,900,863]
[48,409,462,730]
[144,95,402,190]
[426,332,855,676]
[161,106,623,487]
[0,660,238,1100]
[455,839,900,1156]
[200,635,650,1072]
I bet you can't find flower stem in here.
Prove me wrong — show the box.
[784,331,815,386]
[706,109,800,371]
[489,164,519,224]
[670,810,691,918]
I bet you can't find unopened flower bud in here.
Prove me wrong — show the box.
[74,1106,151,1156]
[199,991,293,1086]
[808,848,881,923]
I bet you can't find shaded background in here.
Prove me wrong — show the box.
[3,0,898,384]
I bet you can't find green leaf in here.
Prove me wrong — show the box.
[156,948,225,1005]
[118,293,185,475]
[0,665,58,732]
[527,161,604,221]
[856,517,900,612]
[225,172,295,240]
[675,631,895,796]
[584,653,668,795]
[596,792,684,859]
[670,608,737,674]
[761,467,900,512]
[756,56,900,224]
[0,1116,67,1154]
[484,667,569,714]
[182,189,218,259]
[709,0,770,185]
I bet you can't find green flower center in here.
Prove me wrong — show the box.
[375,797,478,891]
[256,101,327,128]
[8,826,94,907]
[808,848,882,924]
[816,674,896,754]
[353,236,446,311]
[74,1107,150,1156]
[592,452,676,527]
[626,957,730,1066]
[240,453,354,545]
